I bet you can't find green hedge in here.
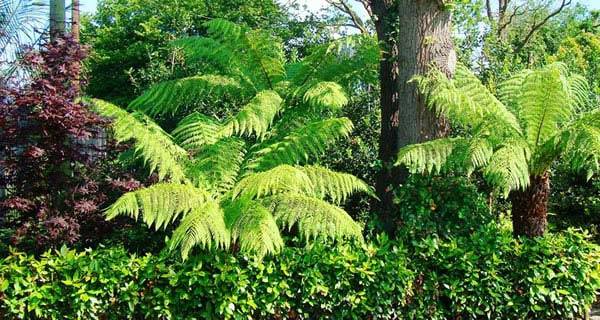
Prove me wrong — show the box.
[1,228,599,319]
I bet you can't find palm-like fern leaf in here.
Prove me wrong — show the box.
[414,65,521,134]
[247,117,354,171]
[396,138,465,174]
[169,200,229,260]
[106,183,211,230]
[482,141,531,196]
[518,64,573,150]
[300,165,374,204]
[225,200,283,257]
[302,81,349,111]
[128,75,241,116]
[221,90,282,138]
[185,137,245,193]
[172,112,222,151]
[232,165,314,199]
[92,99,188,182]
[265,194,362,241]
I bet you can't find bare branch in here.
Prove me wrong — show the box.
[514,0,571,53]
[327,0,370,34]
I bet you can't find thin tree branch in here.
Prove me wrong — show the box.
[327,0,370,34]
[514,0,571,53]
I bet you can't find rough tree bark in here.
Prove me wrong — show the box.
[370,0,456,235]
[72,0,80,42]
[509,172,550,237]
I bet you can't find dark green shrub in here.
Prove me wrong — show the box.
[395,175,494,241]
[404,225,600,319]
[0,239,414,319]
[1,228,598,319]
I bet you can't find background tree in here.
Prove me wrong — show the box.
[397,63,596,237]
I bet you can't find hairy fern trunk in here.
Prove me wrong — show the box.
[510,172,550,237]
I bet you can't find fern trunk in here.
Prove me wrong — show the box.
[510,172,550,237]
[371,0,456,234]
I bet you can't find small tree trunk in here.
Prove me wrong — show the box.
[509,172,550,237]
[49,0,66,41]
[72,0,80,42]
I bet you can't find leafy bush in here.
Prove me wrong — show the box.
[2,228,598,319]
[394,175,494,241]
[404,226,600,319]
[0,239,413,319]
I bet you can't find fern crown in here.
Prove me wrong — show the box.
[398,63,598,197]
[93,19,374,259]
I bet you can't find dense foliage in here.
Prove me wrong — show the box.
[0,37,130,251]
[1,226,598,319]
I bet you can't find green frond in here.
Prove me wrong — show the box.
[497,69,532,110]
[483,141,531,197]
[203,18,244,42]
[303,81,349,111]
[414,65,521,135]
[105,183,211,230]
[186,137,245,193]
[232,165,314,200]
[91,99,188,182]
[172,112,222,151]
[222,90,282,139]
[518,64,573,150]
[243,30,286,88]
[265,193,363,242]
[299,165,375,204]
[396,138,464,175]
[461,138,495,175]
[128,75,241,116]
[567,73,591,112]
[561,118,600,179]
[225,200,283,257]
[169,200,229,260]
[247,117,354,171]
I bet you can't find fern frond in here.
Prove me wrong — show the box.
[128,75,241,116]
[186,137,245,193]
[518,64,573,150]
[243,29,286,89]
[92,99,188,182]
[497,69,532,111]
[172,112,222,151]
[414,65,521,135]
[232,165,314,199]
[483,141,531,197]
[169,200,229,260]
[265,194,363,241]
[299,165,374,204]
[225,200,283,257]
[222,90,282,139]
[561,119,600,179]
[303,82,349,111]
[396,138,464,174]
[105,183,211,230]
[247,118,354,171]
[204,18,244,42]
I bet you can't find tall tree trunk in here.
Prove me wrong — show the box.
[371,0,456,235]
[71,0,80,42]
[509,172,550,237]
[49,0,66,40]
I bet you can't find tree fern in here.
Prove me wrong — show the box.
[397,62,600,220]
[96,20,373,259]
